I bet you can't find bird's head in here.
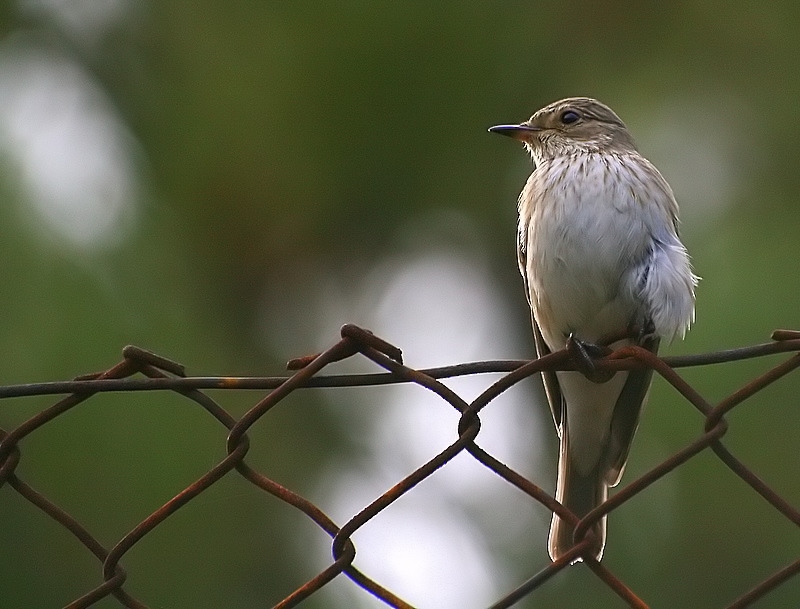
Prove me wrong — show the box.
[490,97,638,159]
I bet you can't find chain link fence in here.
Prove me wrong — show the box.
[1,324,799,608]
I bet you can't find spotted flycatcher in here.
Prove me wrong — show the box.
[490,97,697,562]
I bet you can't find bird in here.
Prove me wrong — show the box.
[489,97,697,562]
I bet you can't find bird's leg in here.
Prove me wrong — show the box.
[629,318,657,345]
[566,333,614,383]
[640,319,657,344]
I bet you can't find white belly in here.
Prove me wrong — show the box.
[522,155,652,351]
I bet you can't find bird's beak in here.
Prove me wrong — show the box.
[488,123,541,141]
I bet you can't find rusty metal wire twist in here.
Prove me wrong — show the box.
[1,325,799,608]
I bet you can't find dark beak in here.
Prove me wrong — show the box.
[488,123,540,141]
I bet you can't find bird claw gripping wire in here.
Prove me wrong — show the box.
[566,333,614,383]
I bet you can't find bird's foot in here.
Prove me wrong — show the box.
[630,319,659,349]
[633,317,652,337]
[566,334,614,383]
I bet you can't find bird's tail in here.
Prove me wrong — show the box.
[548,419,608,562]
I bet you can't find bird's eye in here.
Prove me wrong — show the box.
[560,110,580,124]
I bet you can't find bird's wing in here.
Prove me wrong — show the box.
[533,315,564,432]
[604,334,660,486]
[518,220,564,431]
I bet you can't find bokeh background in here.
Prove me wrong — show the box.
[1,2,798,608]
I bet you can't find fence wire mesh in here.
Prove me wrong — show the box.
[1,324,799,608]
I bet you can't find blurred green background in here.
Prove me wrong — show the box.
[0,1,798,608]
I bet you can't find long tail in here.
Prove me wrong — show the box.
[548,412,608,562]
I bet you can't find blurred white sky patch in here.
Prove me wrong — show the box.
[317,462,504,607]
[271,210,553,606]
[16,0,135,47]
[0,35,140,248]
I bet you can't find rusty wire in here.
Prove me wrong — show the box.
[1,324,799,608]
